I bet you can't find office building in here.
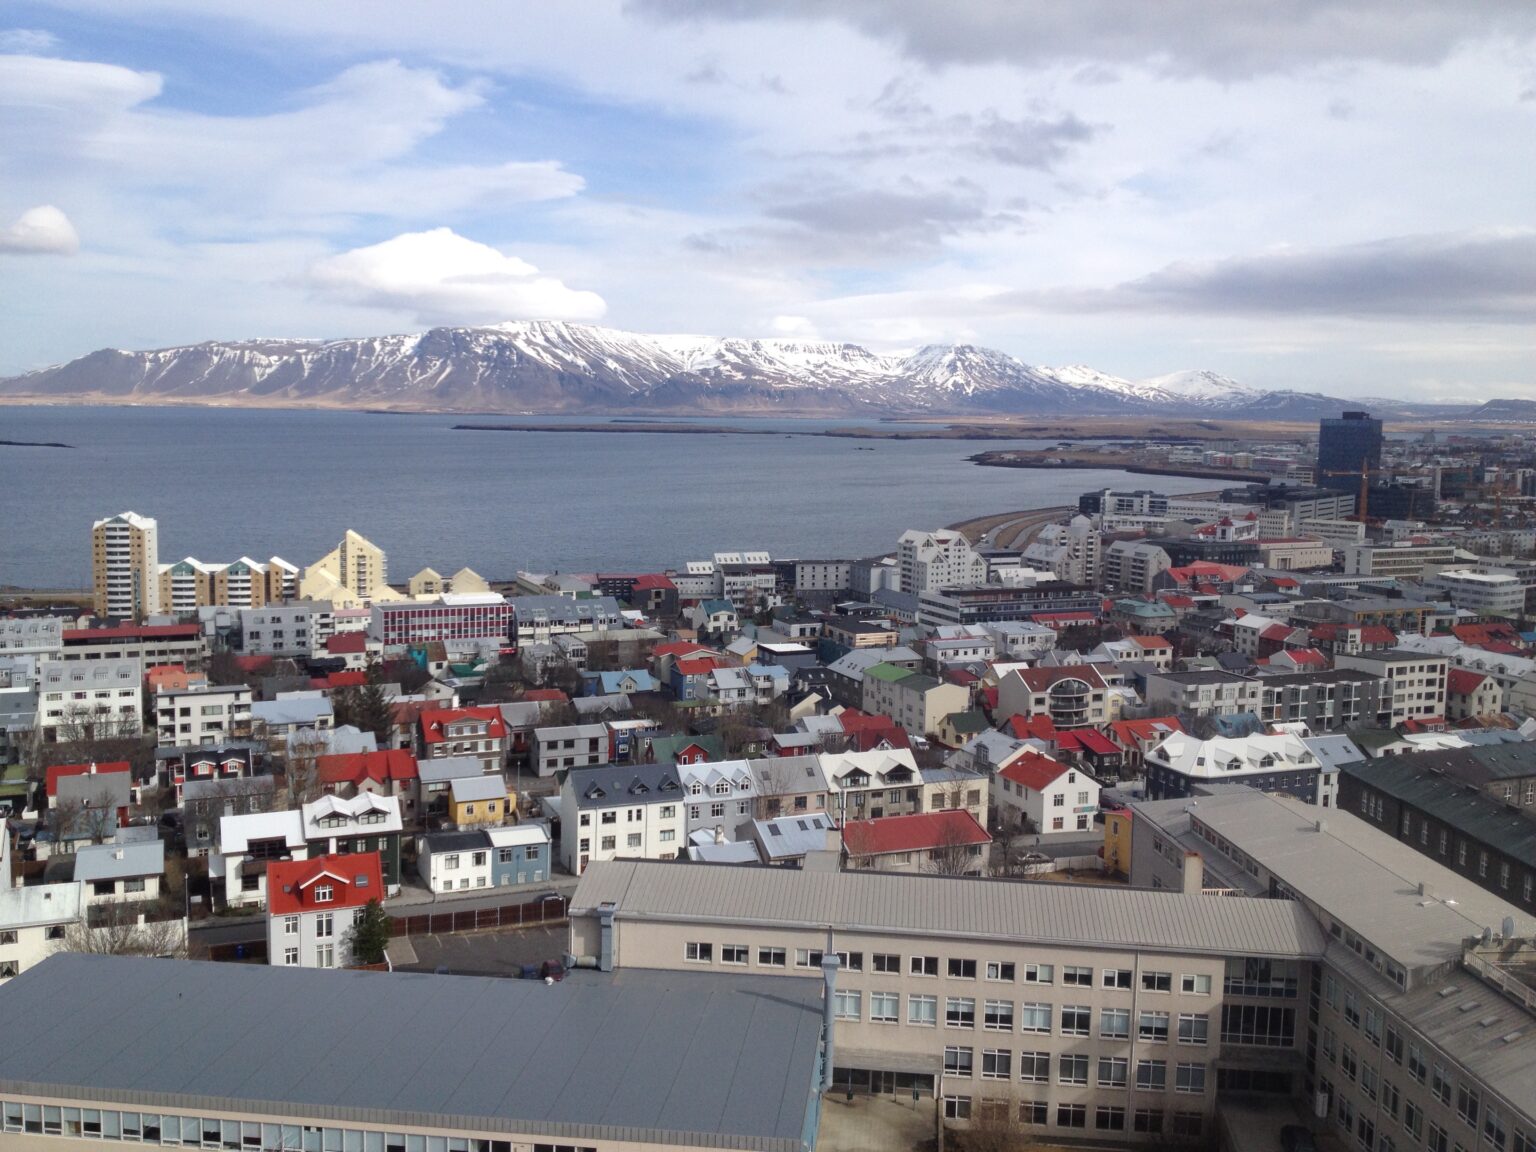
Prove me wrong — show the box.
[90,511,159,621]
[1317,411,1383,492]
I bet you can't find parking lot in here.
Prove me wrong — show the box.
[394,924,567,978]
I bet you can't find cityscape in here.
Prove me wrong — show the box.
[3,5,1535,1152]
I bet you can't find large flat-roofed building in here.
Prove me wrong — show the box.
[917,582,1100,627]
[572,860,1327,1140]
[0,954,826,1152]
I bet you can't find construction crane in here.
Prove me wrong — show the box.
[1321,468,1383,524]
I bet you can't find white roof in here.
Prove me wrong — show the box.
[301,793,402,837]
[678,759,755,793]
[219,809,305,853]
[0,882,82,928]
[820,748,919,786]
[485,823,551,848]
[438,592,507,606]
[450,775,507,803]
[1149,731,1315,779]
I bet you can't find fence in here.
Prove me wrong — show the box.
[388,893,568,938]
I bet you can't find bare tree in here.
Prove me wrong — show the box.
[926,808,983,876]
[49,796,83,845]
[56,897,188,959]
[281,731,328,807]
[77,786,121,845]
[49,703,141,745]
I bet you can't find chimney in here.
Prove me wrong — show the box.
[1418,881,1431,898]
[598,902,616,973]
[820,948,841,1092]
[1314,819,1326,833]
[88,762,97,775]
[714,826,725,845]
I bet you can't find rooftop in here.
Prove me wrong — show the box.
[0,955,822,1152]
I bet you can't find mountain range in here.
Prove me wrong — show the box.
[0,320,1496,419]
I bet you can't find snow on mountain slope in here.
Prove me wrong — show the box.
[1138,369,1260,405]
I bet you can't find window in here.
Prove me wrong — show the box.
[909,994,937,1026]
[983,999,1013,1030]
[283,947,298,965]
[1428,1123,1449,1152]
[1136,1059,1167,1090]
[757,946,786,967]
[872,952,900,973]
[1060,1004,1091,1036]
[685,942,712,963]
[1020,1002,1052,1033]
[943,1096,972,1121]
[658,829,675,843]
[1484,1107,1507,1151]
[943,1046,973,1078]
[1058,1054,1088,1085]
[1181,973,1212,995]
[1456,1085,1480,1128]
[317,944,335,969]
[795,948,824,969]
[1099,1057,1129,1088]
[1019,1050,1050,1083]
[1101,1007,1131,1039]
[985,961,1015,981]
[834,990,861,1021]
[283,915,299,935]
[626,833,641,848]
[1057,1104,1086,1129]
[1142,970,1172,992]
[1102,968,1133,990]
[1408,1043,1427,1084]
[1063,965,1093,986]
[911,954,939,977]
[315,913,334,939]
[1019,1100,1049,1125]
[870,992,899,1023]
[1139,1011,1170,1042]
[1135,1109,1166,1134]
[1404,1101,1423,1141]
[1171,1112,1204,1139]
[314,885,334,903]
[1431,1063,1452,1105]
[1384,1025,1403,1064]
[1175,1063,1207,1095]
[1177,1013,1209,1045]
[945,996,976,1028]
[980,1048,1011,1080]
[721,944,748,965]
[1096,1106,1127,1132]
[948,957,977,979]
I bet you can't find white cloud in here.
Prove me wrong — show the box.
[0,204,79,254]
[0,29,59,53]
[307,227,606,325]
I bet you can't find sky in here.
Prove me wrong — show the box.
[1,1,1534,399]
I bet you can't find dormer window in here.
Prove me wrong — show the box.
[690,782,702,796]
[314,885,334,903]
[714,781,730,796]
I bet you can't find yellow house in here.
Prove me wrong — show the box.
[450,774,510,827]
[409,567,445,597]
[449,566,490,594]
[1102,807,1133,877]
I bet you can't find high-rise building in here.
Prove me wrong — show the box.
[90,511,160,621]
[299,529,399,607]
[896,529,988,595]
[1317,410,1382,492]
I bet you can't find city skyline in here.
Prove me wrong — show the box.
[1,3,1534,399]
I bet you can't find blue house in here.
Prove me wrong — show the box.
[487,823,552,886]
[583,668,658,697]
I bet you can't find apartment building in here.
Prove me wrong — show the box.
[1023,516,1103,586]
[153,684,252,747]
[1143,730,1335,806]
[0,617,63,661]
[1256,668,1387,731]
[91,511,159,621]
[509,594,623,648]
[559,762,685,875]
[678,759,757,843]
[996,665,1118,730]
[240,601,334,658]
[417,705,506,775]
[371,592,512,645]
[897,529,989,595]
[1336,650,1448,724]
[36,658,141,744]
[1143,670,1262,719]
[1103,540,1174,596]
[861,663,971,737]
[918,583,1101,627]
[300,793,403,893]
[158,556,297,612]
[60,622,205,669]
[1424,569,1527,620]
[795,559,853,595]
[266,851,383,969]
[570,860,1327,1142]
[299,529,397,608]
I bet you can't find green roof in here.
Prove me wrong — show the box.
[947,710,990,734]
[863,662,914,684]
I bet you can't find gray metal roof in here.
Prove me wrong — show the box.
[1346,757,1536,862]
[449,775,506,803]
[0,954,822,1152]
[573,860,1326,960]
[566,763,683,810]
[72,840,164,882]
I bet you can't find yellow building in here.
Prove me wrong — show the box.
[408,567,444,597]
[449,775,510,827]
[448,566,490,594]
[91,511,160,621]
[157,555,298,613]
[1102,806,1133,877]
[300,529,402,606]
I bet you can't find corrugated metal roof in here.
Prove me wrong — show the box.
[574,860,1326,959]
[0,955,821,1152]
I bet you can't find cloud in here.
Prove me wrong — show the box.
[0,28,59,53]
[1008,230,1536,321]
[307,227,606,325]
[635,0,1536,79]
[0,205,79,254]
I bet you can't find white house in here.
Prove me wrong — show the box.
[0,883,82,981]
[300,793,403,895]
[417,829,495,892]
[154,684,253,747]
[994,751,1101,836]
[559,763,685,876]
[36,658,141,744]
[214,809,308,908]
[73,840,165,906]
[678,759,757,842]
[266,851,383,969]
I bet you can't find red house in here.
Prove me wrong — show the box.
[266,851,384,969]
[841,810,991,874]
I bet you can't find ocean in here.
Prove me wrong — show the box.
[1,406,1207,588]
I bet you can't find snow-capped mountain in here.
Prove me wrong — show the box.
[0,320,1371,417]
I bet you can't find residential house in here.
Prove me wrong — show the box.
[417,830,495,892]
[947,729,1034,777]
[1445,667,1505,721]
[156,744,259,805]
[842,809,991,875]
[994,752,1102,835]
[1145,730,1334,805]
[153,684,252,747]
[1107,716,1186,773]
[995,664,1119,730]
[678,760,757,843]
[487,823,552,887]
[934,709,989,750]
[249,693,334,752]
[860,664,970,738]
[669,655,726,702]
[708,666,753,708]
[35,658,142,744]
[582,668,657,697]
[214,809,308,908]
[1306,622,1399,657]
[266,851,383,968]
[416,756,482,820]
[689,599,740,639]
[180,772,274,859]
[559,763,685,876]
[509,594,623,649]
[418,705,507,775]
[920,765,990,826]
[749,754,832,820]
[300,793,402,894]
[449,774,510,828]
[640,732,724,766]
[747,811,839,865]
[533,723,608,777]
[821,748,924,823]
[47,767,133,853]
[73,840,165,906]
[0,883,81,981]
[823,617,899,651]
[316,749,419,818]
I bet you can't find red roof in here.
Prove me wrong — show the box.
[945,667,980,686]
[1158,593,1196,609]
[1072,729,1119,756]
[1128,635,1172,649]
[632,573,677,591]
[419,705,507,745]
[653,641,713,658]
[325,670,368,689]
[267,852,383,917]
[235,654,274,673]
[1010,664,1111,693]
[64,624,200,642]
[317,749,419,786]
[326,632,368,654]
[1007,714,1058,742]
[522,688,569,703]
[838,709,912,750]
[842,809,990,857]
[1109,716,1184,747]
[1260,623,1293,642]
[1447,667,1493,695]
[674,656,724,676]
[998,750,1073,792]
[1359,625,1398,645]
[45,761,131,798]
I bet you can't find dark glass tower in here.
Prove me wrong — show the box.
[1317,410,1382,492]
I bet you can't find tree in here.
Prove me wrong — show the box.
[333,663,394,745]
[56,897,188,959]
[77,786,121,845]
[345,898,392,966]
[926,780,984,876]
[282,731,327,806]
